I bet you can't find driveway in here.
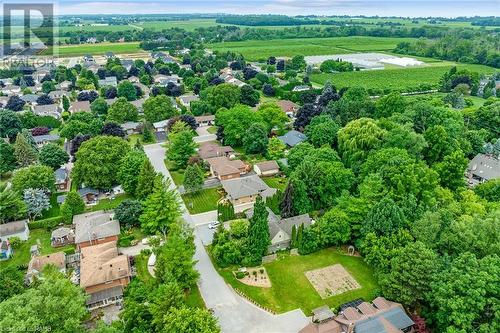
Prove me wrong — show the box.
[144,144,309,333]
[119,243,151,257]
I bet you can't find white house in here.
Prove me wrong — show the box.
[0,220,30,241]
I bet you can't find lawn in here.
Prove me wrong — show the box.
[135,253,154,283]
[209,36,417,61]
[41,42,141,57]
[182,188,222,214]
[311,63,497,92]
[263,177,288,192]
[88,193,132,212]
[38,192,63,220]
[185,285,206,309]
[0,229,75,269]
[216,248,379,315]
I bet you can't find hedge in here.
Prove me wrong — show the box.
[29,216,63,230]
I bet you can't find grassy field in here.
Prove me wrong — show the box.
[209,36,417,61]
[263,177,288,192]
[185,285,206,309]
[311,63,498,91]
[0,229,75,269]
[182,188,222,214]
[41,42,141,57]
[217,248,378,314]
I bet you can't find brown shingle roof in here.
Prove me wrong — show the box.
[206,157,246,176]
[198,142,235,160]
[254,160,279,172]
[79,241,131,288]
[28,252,66,272]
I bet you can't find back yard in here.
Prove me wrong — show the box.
[216,248,378,315]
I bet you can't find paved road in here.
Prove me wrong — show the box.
[144,143,309,333]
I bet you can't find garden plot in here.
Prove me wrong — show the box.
[305,264,360,299]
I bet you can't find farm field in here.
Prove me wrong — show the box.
[311,63,498,91]
[216,248,378,314]
[41,42,141,56]
[209,36,417,61]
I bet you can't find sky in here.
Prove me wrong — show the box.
[2,0,500,17]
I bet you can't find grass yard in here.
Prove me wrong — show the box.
[311,63,497,91]
[170,170,185,186]
[209,36,417,61]
[38,192,63,220]
[41,42,141,57]
[185,285,206,309]
[216,248,378,315]
[0,229,75,269]
[182,188,222,214]
[263,177,288,192]
[135,253,154,283]
[207,126,218,134]
[88,193,132,212]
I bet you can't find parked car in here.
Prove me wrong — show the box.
[208,221,220,229]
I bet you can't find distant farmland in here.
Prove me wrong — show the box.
[311,63,497,92]
[41,42,141,57]
[209,36,417,61]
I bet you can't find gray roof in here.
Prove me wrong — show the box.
[246,207,281,238]
[121,121,141,131]
[468,154,500,181]
[279,214,312,237]
[221,175,276,200]
[33,134,60,144]
[48,90,68,99]
[0,220,28,237]
[278,130,306,147]
[86,285,123,305]
[355,307,414,333]
[153,119,169,129]
[98,76,117,87]
[54,168,68,183]
[74,211,120,244]
[312,305,336,322]
[33,104,61,115]
[51,227,73,239]
[78,187,100,197]
[21,94,39,103]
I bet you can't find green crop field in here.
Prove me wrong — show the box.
[41,42,141,57]
[139,19,228,31]
[311,63,497,91]
[209,36,417,61]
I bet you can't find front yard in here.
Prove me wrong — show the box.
[216,248,379,315]
[181,188,223,214]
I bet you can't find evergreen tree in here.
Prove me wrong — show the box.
[246,196,270,264]
[60,191,85,223]
[291,225,297,248]
[183,164,204,193]
[13,132,38,167]
[217,200,235,222]
[62,95,70,112]
[139,176,181,235]
[135,159,157,200]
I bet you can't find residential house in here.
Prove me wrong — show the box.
[33,134,60,147]
[278,130,307,147]
[84,63,100,74]
[130,98,146,113]
[48,90,70,101]
[78,187,100,204]
[98,76,118,87]
[105,98,118,106]
[56,80,71,91]
[26,252,66,283]
[195,115,215,127]
[206,157,247,180]
[33,70,50,83]
[292,85,311,92]
[121,121,142,135]
[33,104,62,119]
[121,59,134,72]
[245,208,311,253]
[277,100,299,118]
[179,94,199,108]
[80,241,132,309]
[127,76,139,83]
[1,85,21,96]
[300,297,415,333]
[69,100,91,113]
[21,94,39,105]
[83,54,95,62]
[0,240,13,260]
[74,210,120,250]
[254,160,280,176]
[134,83,150,97]
[466,154,500,186]
[51,227,75,247]
[105,52,115,59]
[0,220,30,241]
[154,74,181,86]
[221,175,276,206]
[198,142,235,160]
[0,96,9,108]
[55,167,70,191]
[151,52,176,63]
[153,119,169,132]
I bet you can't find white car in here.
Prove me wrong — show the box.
[208,221,220,229]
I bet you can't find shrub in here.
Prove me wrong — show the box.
[235,271,245,279]
[29,216,63,230]
[64,248,75,255]
[9,236,22,248]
